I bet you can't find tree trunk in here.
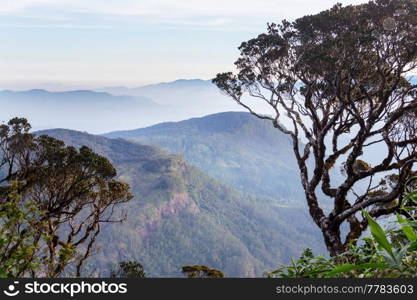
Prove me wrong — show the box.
[320,218,345,256]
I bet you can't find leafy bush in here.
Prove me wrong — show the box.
[110,261,146,278]
[182,265,225,278]
[266,183,417,278]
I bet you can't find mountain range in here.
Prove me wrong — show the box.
[0,89,168,133]
[37,127,325,277]
[105,112,305,202]
[97,79,273,126]
[1,80,252,133]
[4,76,413,277]
[97,79,236,108]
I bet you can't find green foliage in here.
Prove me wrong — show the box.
[403,176,417,206]
[104,112,305,203]
[0,118,133,277]
[42,128,325,277]
[265,248,334,278]
[110,261,146,278]
[182,265,225,278]
[0,182,45,277]
[267,188,417,278]
[363,210,394,259]
[213,0,417,256]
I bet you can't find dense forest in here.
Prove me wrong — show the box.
[40,128,325,277]
[105,111,305,202]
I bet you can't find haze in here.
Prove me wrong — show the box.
[1,0,368,90]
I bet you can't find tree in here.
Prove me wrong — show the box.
[0,182,45,277]
[213,0,417,256]
[0,118,133,277]
[182,265,225,278]
[110,261,146,278]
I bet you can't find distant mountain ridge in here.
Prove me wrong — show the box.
[97,79,213,96]
[37,128,325,277]
[1,78,272,134]
[0,89,155,103]
[105,112,305,202]
[96,79,246,114]
[0,88,172,133]
[1,80,247,133]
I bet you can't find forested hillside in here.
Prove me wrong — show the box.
[105,112,305,202]
[39,129,325,277]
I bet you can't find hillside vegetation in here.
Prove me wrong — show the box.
[39,129,325,277]
[105,112,305,203]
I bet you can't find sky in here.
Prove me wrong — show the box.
[0,0,368,90]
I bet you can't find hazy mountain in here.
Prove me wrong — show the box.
[0,89,175,133]
[37,129,325,277]
[105,112,307,203]
[98,79,221,105]
[1,79,273,134]
[100,79,214,98]
[97,79,272,121]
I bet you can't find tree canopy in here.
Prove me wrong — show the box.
[110,261,146,278]
[0,118,133,277]
[182,265,225,278]
[214,0,417,255]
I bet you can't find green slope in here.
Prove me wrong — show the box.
[104,112,305,203]
[38,129,325,277]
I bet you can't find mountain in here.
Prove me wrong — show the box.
[99,79,214,98]
[1,79,272,134]
[96,79,272,121]
[104,112,305,202]
[97,79,237,111]
[0,89,172,133]
[37,129,325,277]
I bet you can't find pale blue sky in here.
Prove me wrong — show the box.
[0,0,367,90]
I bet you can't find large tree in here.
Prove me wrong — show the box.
[214,0,417,255]
[0,118,133,277]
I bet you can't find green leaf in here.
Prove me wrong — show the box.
[409,240,417,251]
[406,176,417,185]
[363,210,393,256]
[326,263,388,276]
[400,206,417,212]
[404,191,417,205]
[380,250,399,267]
[397,214,417,242]
[393,246,409,265]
